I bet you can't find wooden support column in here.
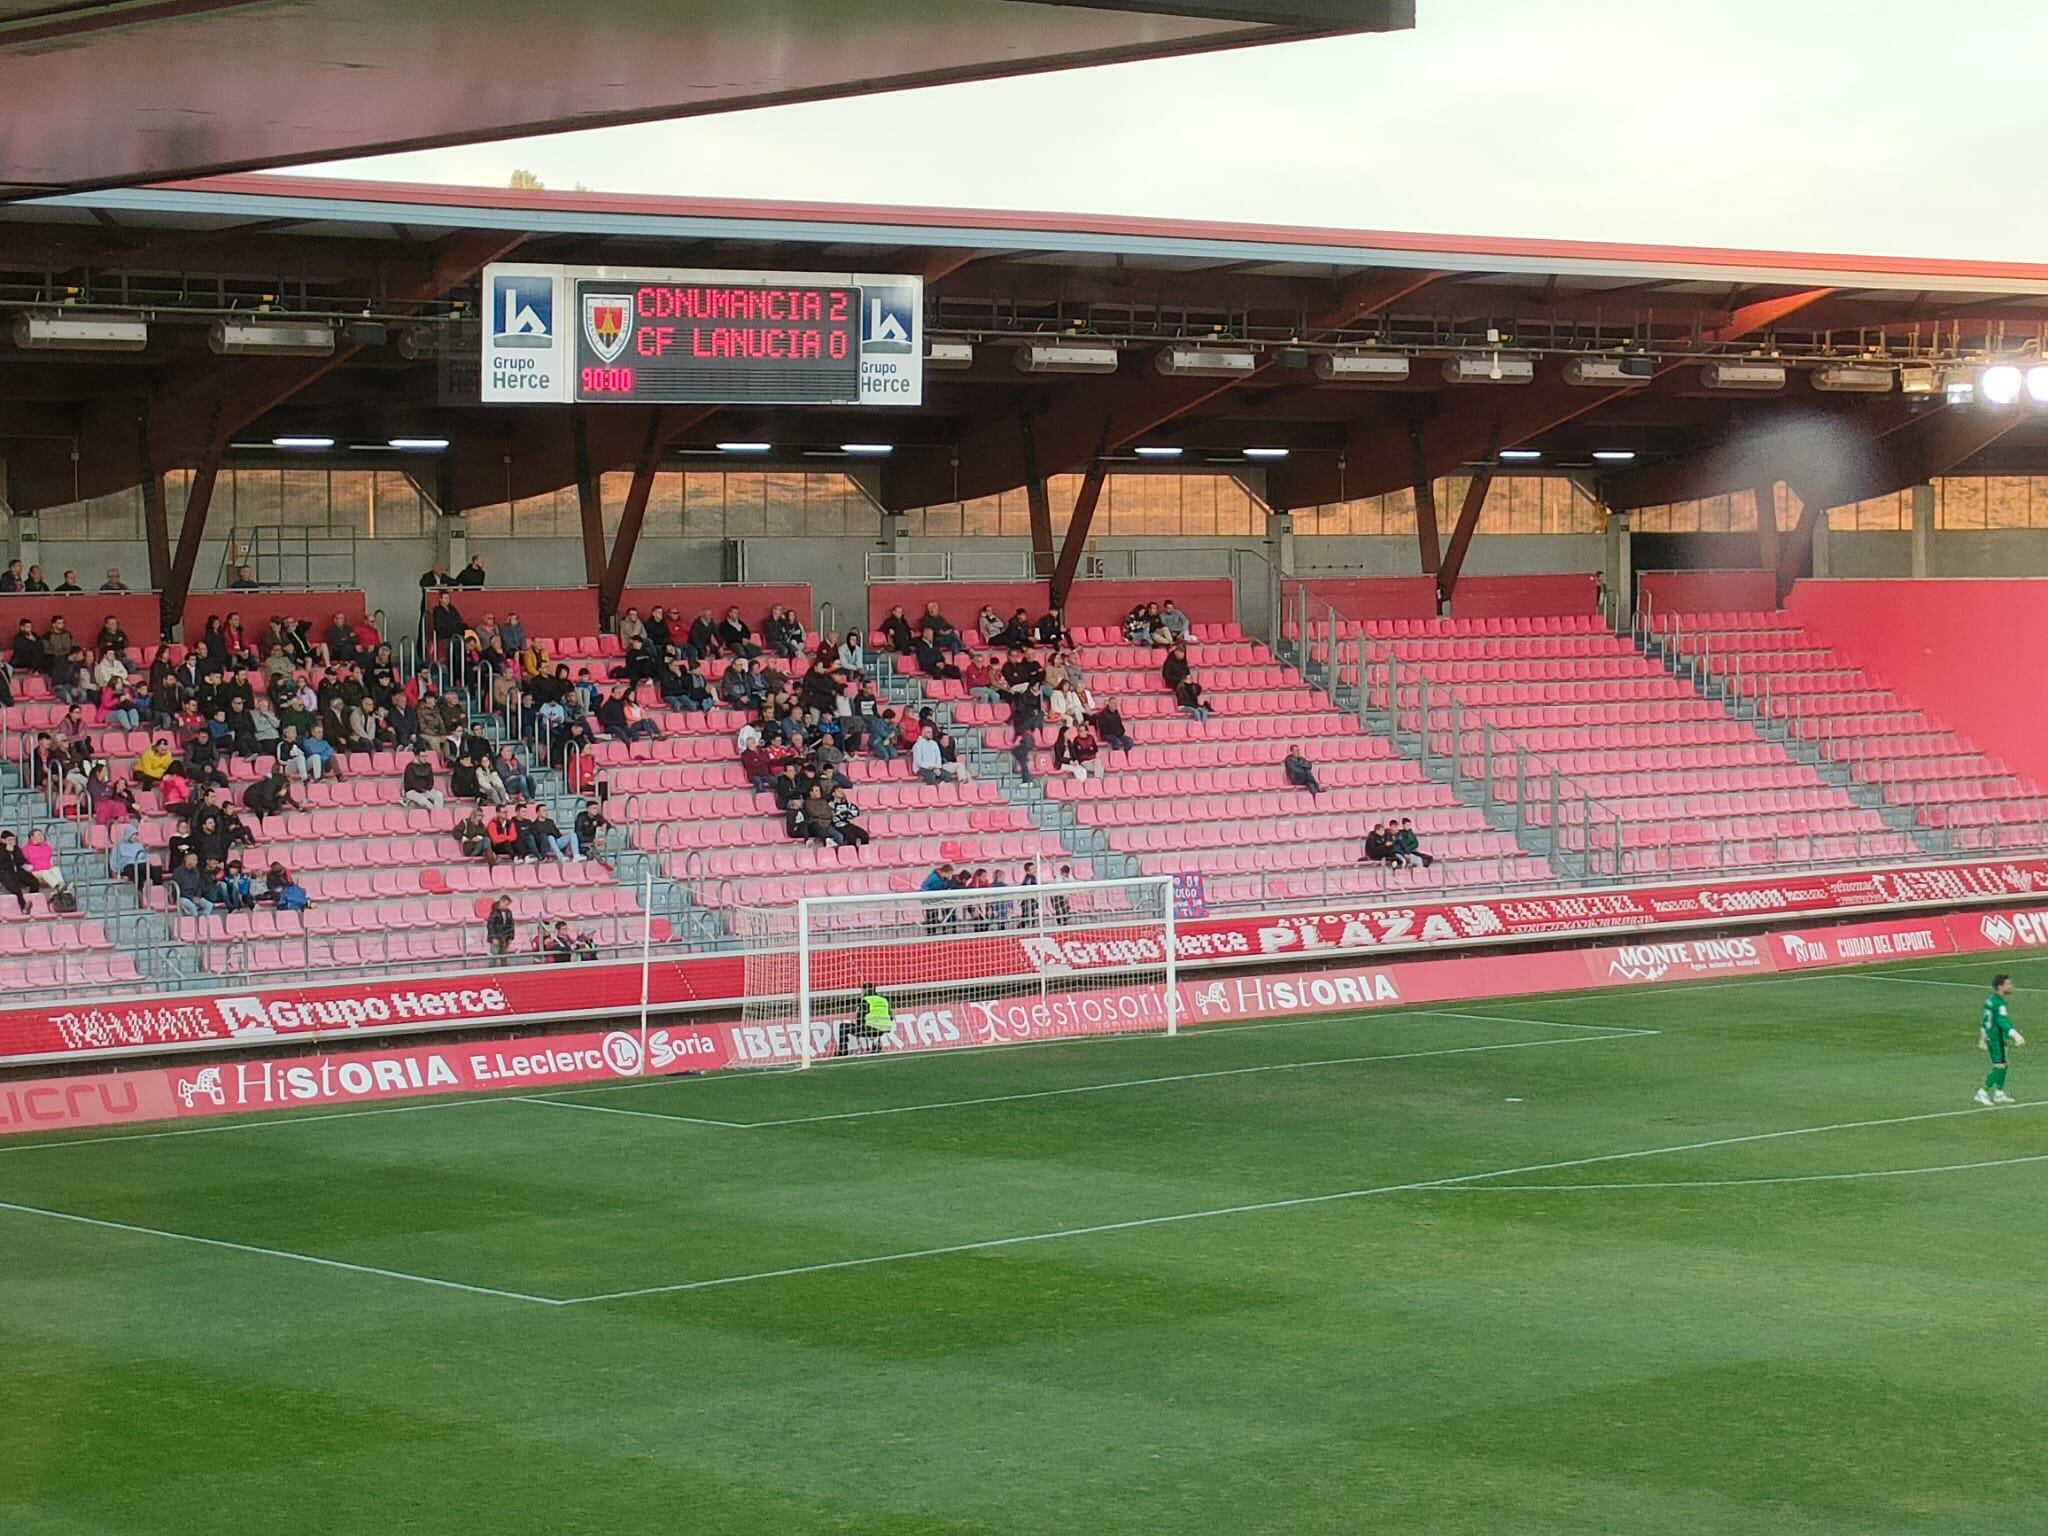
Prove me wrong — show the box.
[1020,414,1055,578]
[159,433,225,638]
[1048,460,1109,609]
[1435,427,1501,605]
[598,411,667,629]
[137,415,172,597]
[1410,429,1441,574]
[571,409,606,587]
[1754,478,1782,573]
[1774,486,1827,603]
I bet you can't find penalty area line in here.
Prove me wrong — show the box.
[555,1097,2047,1305]
[1441,1149,2048,1192]
[0,1197,565,1307]
[639,1027,1653,1131]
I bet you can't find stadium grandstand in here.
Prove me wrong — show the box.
[17,5,2048,1534]
[0,175,2046,994]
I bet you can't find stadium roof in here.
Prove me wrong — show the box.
[4,174,2048,529]
[0,0,1414,197]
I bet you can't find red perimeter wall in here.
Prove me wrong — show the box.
[0,593,161,647]
[1447,573,1599,618]
[183,589,369,642]
[1638,570,1778,615]
[865,579,1234,636]
[1294,577,1439,621]
[1786,579,2048,784]
[621,585,814,630]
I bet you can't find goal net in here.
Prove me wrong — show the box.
[729,874,1179,1067]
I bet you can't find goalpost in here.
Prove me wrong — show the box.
[730,874,1179,1068]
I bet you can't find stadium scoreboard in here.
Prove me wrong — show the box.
[480,263,923,407]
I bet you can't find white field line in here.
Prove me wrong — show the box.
[508,1096,749,1129]
[719,1028,1653,1130]
[1444,1149,2048,1192]
[0,1197,566,1306]
[555,1098,2048,1305]
[0,1092,518,1155]
[1858,974,1984,991]
[0,1009,1636,1153]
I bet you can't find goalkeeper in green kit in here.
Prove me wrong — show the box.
[1976,973,2024,1107]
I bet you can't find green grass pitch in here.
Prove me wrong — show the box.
[7,950,2048,1534]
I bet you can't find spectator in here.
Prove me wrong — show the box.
[486,896,516,963]
[1053,724,1097,783]
[936,730,970,783]
[170,850,217,916]
[1174,675,1209,722]
[531,804,581,863]
[574,800,608,858]
[879,605,915,655]
[1051,864,1076,925]
[242,764,295,820]
[1091,700,1135,757]
[220,860,255,913]
[428,590,466,661]
[23,563,48,594]
[682,607,720,661]
[456,554,487,588]
[911,628,962,682]
[43,615,76,675]
[660,656,712,712]
[720,656,767,709]
[227,564,260,590]
[616,607,647,649]
[975,604,1004,644]
[401,748,444,809]
[597,683,662,743]
[717,605,761,658]
[501,612,528,656]
[1283,745,1323,797]
[865,709,901,764]
[911,730,950,786]
[485,805,522,863]
[0,831,32,912]
[1394,818,1435,869]
[828,787,870,847]
[1361,823,1401,869]
[455,804,498,867]
[1161,643,1192,694]
[53,569,81,594]
[995,608,1032,649]
[918,601,967,657]
[302,722,341,781]
[764,605,806,661]
[946,653,997,709]
[1035,607,1067,647]
[1124,604,1153,646]
[100,567,129,593]
[109,822,151,883]
[10,617,44,674]
[1158,599,1191,642]
[496,745,535,800]
[833,630,864,674]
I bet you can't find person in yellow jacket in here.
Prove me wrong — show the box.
[133,738,174,787]
[833,982,896,1058]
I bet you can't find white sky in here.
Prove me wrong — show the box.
[307,0,2048,262]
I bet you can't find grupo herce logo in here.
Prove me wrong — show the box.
[1982,914,2018,947]
[216,995,275,1036]
[862,286,915,355]
[492,274,554,348]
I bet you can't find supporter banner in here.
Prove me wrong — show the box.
[0,1022,730,1136]
[3,908,2043,1135]
[1769,915,1955,970]
[0,957,744,1067]
[1948,906,2048,955]
[7,855,2048,1069]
